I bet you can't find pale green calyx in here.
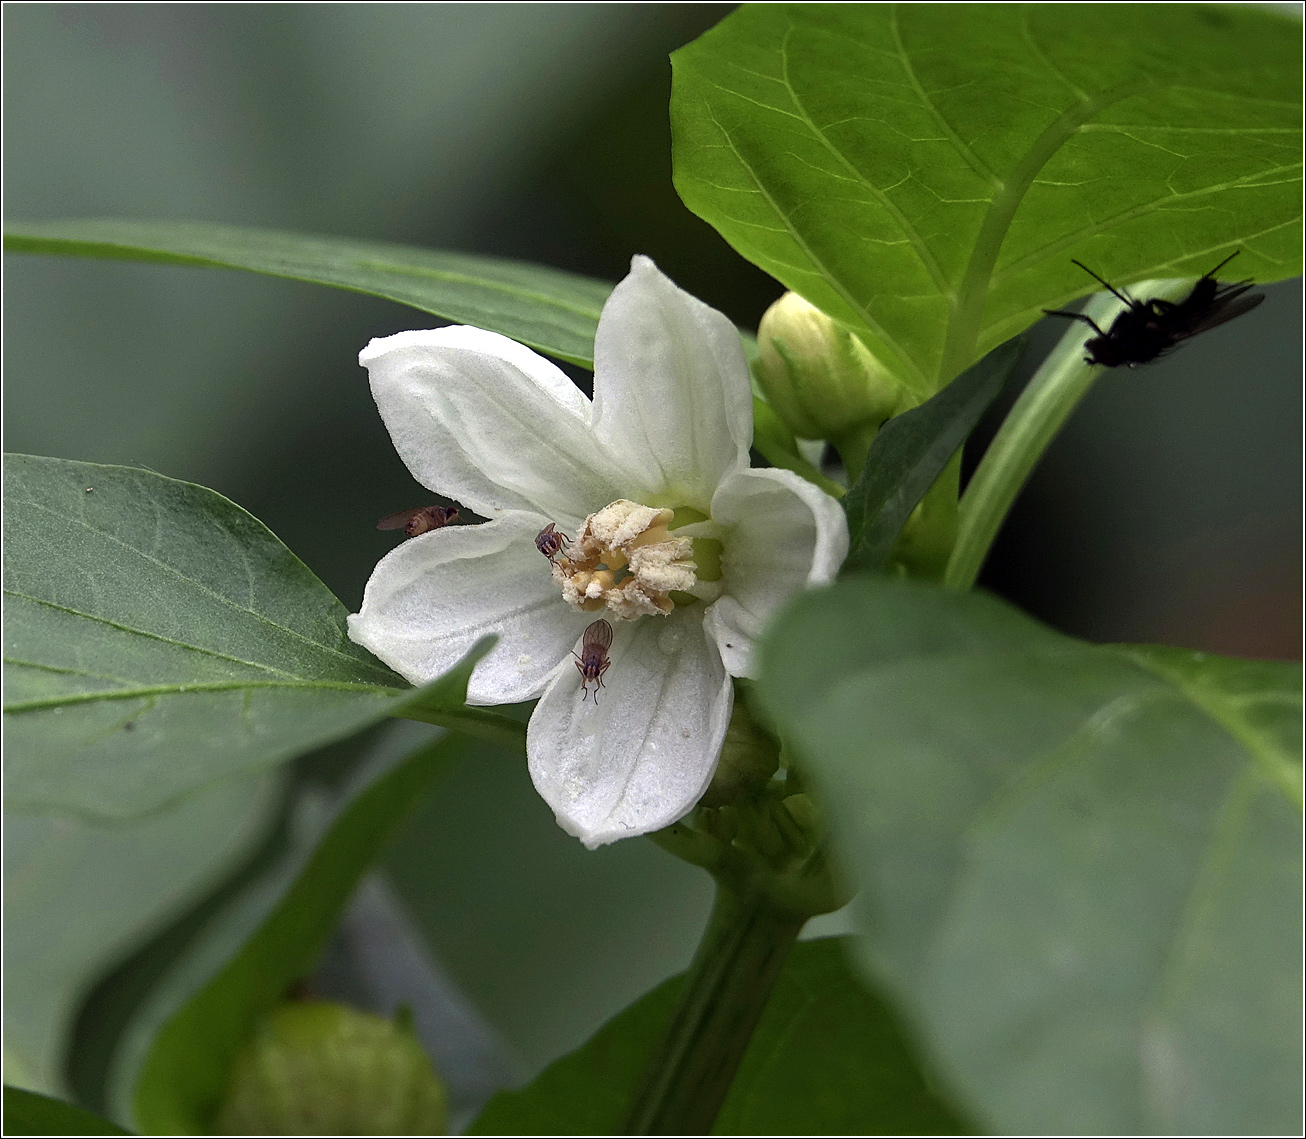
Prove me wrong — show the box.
[754,292,903,441]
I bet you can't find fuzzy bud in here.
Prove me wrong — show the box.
[700,692,781,807]
[214,1001,448,1136]
[754,292,903,440]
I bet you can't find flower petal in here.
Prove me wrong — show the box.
[347,512,591,704]
[704,467,849,678]
[361,326,623,525]
[527,609,732,848]
[591,256,753,509]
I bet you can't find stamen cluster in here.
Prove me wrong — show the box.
[552,499,697,620]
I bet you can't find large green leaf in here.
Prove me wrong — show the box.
[672,4,1302,392]
[2,1087,129,1136]
[1,224,814,484]
[3,219,611,368]
[131,730,460,1135]
[3,454,519,818]
[756,576,1303,1134]
[470,937,966,1135]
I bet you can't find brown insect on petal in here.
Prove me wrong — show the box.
[573,618,614,703]
[377,505,459,538]
[535,522,570,561]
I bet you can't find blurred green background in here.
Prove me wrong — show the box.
[4,1,1300,1125]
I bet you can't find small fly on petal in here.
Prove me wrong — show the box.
[535,522,570,562]
[574,618,613,703]
[377,505,459,538]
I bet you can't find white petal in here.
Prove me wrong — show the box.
[527,609,732,848]
[701,597,768,680]
[348,512,591,704]
[591,256,753,509]
[705,467,849,678]
[361,326,624,525]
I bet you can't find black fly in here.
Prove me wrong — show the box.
[1043,252,1265,368]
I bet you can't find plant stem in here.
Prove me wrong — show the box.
[943,279,1189,591]
[621,882,804,1135]
[831,420,879,485]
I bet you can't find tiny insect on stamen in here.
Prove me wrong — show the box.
[536,522,570,562]
[1042,251,1265,368]
[573,618,614,703]
[377,505,459,538]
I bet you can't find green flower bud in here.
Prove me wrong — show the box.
[754,292,904,441]
[214,1000,448,1136]
[700,691,781,808]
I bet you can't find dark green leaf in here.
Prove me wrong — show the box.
[470,937,966,1136]
[131,731,460,1135]
[842,337,1023,573]
[2,1087,129,1136]
[3,454,519,818]
[756,576,1303,1134]
[3,219,611,367]
[672,4,1302,391]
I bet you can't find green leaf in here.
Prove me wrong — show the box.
[3,774,279,1104]
[131,731,460,1135]
[3,219,612,368]
[672,4,1302,391]
[2,1087,130,1136]
[842,336,1023,573]
[3,454,519,818]
[470,937,966,1135]
[756,576,1303,1134]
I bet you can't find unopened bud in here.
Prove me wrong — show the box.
[700,692,781,807]
[214,1000,448,1136]
[754,292,903,440]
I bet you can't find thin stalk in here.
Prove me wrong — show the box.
[621,883,803,1135]
[831,420,879,485]
[944,279,1189,591]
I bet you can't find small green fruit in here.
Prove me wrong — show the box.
[213,1001,448,1136]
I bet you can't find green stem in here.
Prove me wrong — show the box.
[621,883,804,1135]
[831,420,879,485]
[943,279,1189,591]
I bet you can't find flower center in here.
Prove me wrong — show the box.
[553,500,699,620]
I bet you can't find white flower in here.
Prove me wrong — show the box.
[348,257,848,848]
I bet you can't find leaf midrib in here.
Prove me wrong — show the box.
[5,591,401,690]
[5,224,608,318]
[3,676,401,714]
[936,80,1146,384]
[7,490,396,684]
